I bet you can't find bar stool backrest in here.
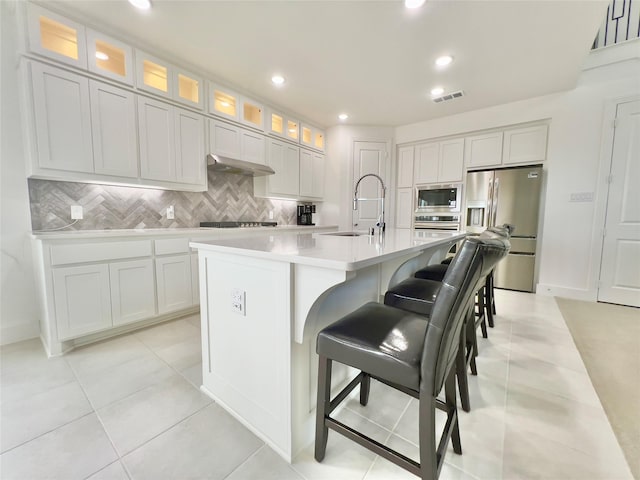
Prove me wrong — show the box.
[420,236,510,396]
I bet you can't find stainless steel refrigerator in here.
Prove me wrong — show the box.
[464,165,543,292]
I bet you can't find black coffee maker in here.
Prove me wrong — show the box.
[297,204,316,225]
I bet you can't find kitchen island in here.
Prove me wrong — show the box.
[190,228,465,461]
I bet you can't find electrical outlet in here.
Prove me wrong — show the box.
[569,192,594,203]
[166,205,175,219]
[269,210,274,220]
[70,205,83,220]
[231,288,245,315]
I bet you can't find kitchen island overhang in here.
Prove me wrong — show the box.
[190,229,466,462]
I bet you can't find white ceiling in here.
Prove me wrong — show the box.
[50,0,609,128]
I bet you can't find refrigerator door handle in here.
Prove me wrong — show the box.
[487,179,494,227]
[491,178,500,227]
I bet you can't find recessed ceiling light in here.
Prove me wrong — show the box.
[430,87,444,96]
[404,0,426,8]
[338,113,349,121]
[435,55,453,67]
[128,0,151,10]
[271,75,285,86]
[95,51,109,61]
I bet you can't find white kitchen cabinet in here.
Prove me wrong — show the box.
[438,139,465,182]
[209,119,241,158]
[26,4,87,69]
[267,108,300,143]
[255,138,300,197]
[395,188,414,228]
[209,82,240,122]
[503,124,548,165]
[86,29,134,85]
[414,143,439,184]
[138,96,176,182]
[30,62,94,174]
[174,69,204,110]
[53,264,112,340]
[109,259,156,326]
[156,255,193,314]
[241,98,264,130]
[191,253,199,306]
[241,129,266,165]
[90,80,138,178]
[136,50,173,99]
[300,123,325,152]
[175,108,206,187]
[414,139,464,184]
[300,150,324,199]
[465,131,504,169]
[397,146,414,188]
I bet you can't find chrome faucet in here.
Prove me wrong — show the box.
[353,173,386,234]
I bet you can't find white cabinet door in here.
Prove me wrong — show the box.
[30,62,93,173]
[397,146,414,188]
[438,138,464,182]
[156,255,193,314]
[191,253,199,306]
[312,152,325,199]
[175,108,205,187]
[395,188,414,228]
[465,132,503,168]
[86,29,134,85]
[53,264,111,340]
[109,259,156,326]
[138,96,175,182]
[299,149,313,197]
[414,143,439,184]
[135,50,173,99]
[209,119,241,158]
[240,129,266,165]
[267,139,300,196]
[503,124,548,165]
[89,80,138,178]
[174,69,204,110]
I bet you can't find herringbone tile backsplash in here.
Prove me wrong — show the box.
[29,170,297,230]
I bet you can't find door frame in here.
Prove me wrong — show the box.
[592,94,640,302]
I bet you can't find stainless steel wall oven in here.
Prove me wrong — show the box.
[414,184,462,230]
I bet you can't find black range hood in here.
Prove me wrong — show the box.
[206,154,275,176]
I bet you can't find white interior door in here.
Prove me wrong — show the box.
[352,141,388,230]
[598,99,640,307]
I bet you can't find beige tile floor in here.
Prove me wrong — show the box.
[0,291,633,480]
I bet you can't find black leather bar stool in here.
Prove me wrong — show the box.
[314,237,510,480]
[384,228,512,412]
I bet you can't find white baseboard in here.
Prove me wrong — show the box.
[0,322,40,346]
[536,283,597,302]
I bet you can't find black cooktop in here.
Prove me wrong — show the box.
[200,221,278,228]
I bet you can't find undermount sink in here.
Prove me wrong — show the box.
[322,231,364,237]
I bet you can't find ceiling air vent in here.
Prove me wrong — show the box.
[432,90,465,103]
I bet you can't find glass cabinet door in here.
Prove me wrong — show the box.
[314,132,325,151]
[135,51,172,98]
[301,126,312,147]
[27,4,87,68]
[270,112,284,136]
[286,120,299,141]
[209,84,239,121]
[175,70,203,110]
[87,29,133,85]
[242,100,263,130]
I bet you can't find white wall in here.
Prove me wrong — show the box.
[324,126,394,230]
[0,0,40,344]
[395,44,640,301]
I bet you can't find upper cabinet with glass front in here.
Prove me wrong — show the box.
[86,29,133,85]
[135,50,172,99]
[209,82,264,130]
[267,108,300,143]
[300,123,325,152]
[26,4,87,69]
[174,70,203,109]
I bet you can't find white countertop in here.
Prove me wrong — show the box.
[190,228,466,271]
[31,225,337,241]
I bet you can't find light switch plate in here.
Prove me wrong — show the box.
[166,205,175,219]
[231,288,245,315]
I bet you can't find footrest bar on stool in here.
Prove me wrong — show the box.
[329,372,365,414]
[325,417,421,477]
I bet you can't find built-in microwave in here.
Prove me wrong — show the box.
[415,184,462,212]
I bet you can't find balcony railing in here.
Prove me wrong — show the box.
[592,0,640,49]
